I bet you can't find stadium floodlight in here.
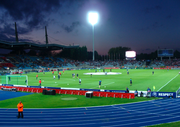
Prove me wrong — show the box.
[88,12,98,61]
[88,12,98,25]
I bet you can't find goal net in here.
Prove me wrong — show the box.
[1,75,28,86]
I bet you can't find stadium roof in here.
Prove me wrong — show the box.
[0,40,79,50]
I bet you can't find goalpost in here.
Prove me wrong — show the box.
[2,75,28,86]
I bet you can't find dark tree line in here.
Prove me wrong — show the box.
[108,46,131,60]
[55,46,132,61]
[136,51,158,60]
[9,46,180,61]
[56,46,89,61]
[137,50,180,60]
[57,47,180,61]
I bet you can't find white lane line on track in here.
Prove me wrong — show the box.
[1,100,180,114]
[158,74,179,92]
[1,114,180,126]
[111,105,176,116]
[105,116,180,127]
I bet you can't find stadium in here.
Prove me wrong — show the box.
[1,33,180,126]
[1,1,180,126]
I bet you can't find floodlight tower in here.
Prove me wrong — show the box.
[88,12,98,61]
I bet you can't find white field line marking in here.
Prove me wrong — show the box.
[90,82,114,89]
[158,74,179,92]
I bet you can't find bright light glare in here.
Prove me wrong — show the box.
[126,51,136,58]
[88,12,98,25]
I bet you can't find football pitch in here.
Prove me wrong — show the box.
[2,69,180,92]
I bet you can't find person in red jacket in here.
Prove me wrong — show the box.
[17,101,23,118]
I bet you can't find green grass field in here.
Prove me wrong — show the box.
[0,93,158,108]
[1,69,180,92]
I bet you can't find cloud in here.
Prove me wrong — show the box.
[152,22,163,28]
[0,33,15,41]
[0,0,69,42]
[145,48,151,51]
[142,5,162,14]
[155,5,161,10]
[166,15,172,19]
[67,12,72,15]
[0,0,63,28]
[55,31,61,34]
[0,0,85,41]
[61,21,80,33]
[0,23,14,35]
[0,23,16,41]
[0,22,33,42]
[139,26,149,31]
[139,21,163,31]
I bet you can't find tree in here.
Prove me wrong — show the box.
[108,46,131,60]
[136,50,158,60]
[174,50,180,58]
[56,46,89,61]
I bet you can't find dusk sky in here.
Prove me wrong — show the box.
[0,0,180,55]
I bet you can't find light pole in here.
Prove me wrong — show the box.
[88,12,98,61]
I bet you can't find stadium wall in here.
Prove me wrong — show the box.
[0,84,135,99]
[1,84,176,98]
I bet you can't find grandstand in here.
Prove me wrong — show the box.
[1,54,180,70]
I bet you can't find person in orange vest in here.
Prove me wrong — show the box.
[17,101,23,118]
[36,74,38,80]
